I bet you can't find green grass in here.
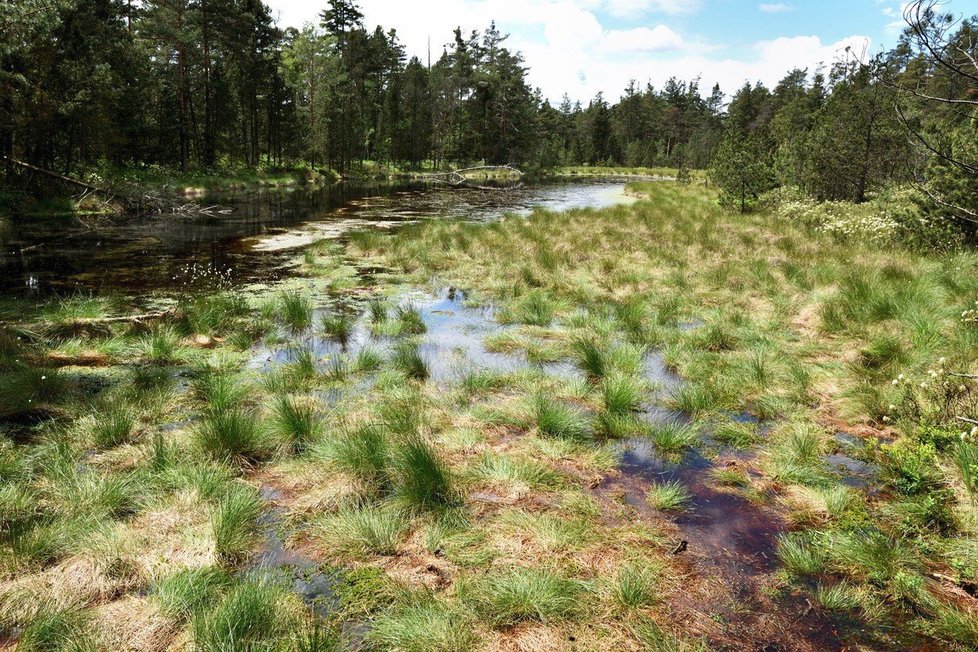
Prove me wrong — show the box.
[647,422,699,456]
[319,504,408,556]
[601,373,645,415]
[322,424,392,493]
[390,340,430,381]
[270,395,321,451]
[525,394,589,439]
[191,369,249,413]
[611,562,659,610]
[141,326,183,364]
[211,484,263,563]
[395,303,427,335]
[195,408,270,463]
[15,603,94,652]
[153,567,234,621]
[277,291,313,332]
[645,480,692,511]
[191,576,298,651]
[320,311,354,345]
[367,599,475,652]
[393,437,458,512]
[90,401,138,449]
[776,533,826,578]
[466,567,585,626]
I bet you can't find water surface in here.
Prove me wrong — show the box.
[1,180,633,295]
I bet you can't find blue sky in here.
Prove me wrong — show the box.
[264,0,978,102]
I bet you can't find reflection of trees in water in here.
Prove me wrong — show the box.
[0,181,628,293]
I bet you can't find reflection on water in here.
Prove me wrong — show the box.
[1,180,633,295]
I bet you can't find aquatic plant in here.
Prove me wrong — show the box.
[277,291,313,332]
[270,394,321,451]
[645,480,692,511]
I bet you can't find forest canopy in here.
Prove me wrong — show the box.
[0,0,976,227]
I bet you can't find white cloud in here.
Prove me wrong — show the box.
[603,0,702,17]
[758,3,792,13]
[603,25,685,52]
[263,0,870,103]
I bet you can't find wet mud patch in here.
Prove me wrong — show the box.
[595,353,843,650]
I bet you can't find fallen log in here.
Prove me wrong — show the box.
[2,156,230,216]
[423,164,524,190]
[2,155,111,196]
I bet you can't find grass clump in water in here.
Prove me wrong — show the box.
[320,311,354,346]
[390,341,430,381]
[646,480,692,511]
[195,408,270,463]
[525,394,589,440]
[211,484,263,563]
[270,394,321,452]
[277,291,313,332]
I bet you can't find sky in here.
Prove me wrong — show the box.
[262,0,978,103]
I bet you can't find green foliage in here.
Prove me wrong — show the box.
[153,567,233,621]
[467,567,585,625]
[709,133,773,213]
[195,408,271,463]
[645,480,692,511]
[191,577,298,651]
[393,437,458,512]
[211,484,263,563]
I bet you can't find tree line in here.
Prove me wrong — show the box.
[1,0,976,221]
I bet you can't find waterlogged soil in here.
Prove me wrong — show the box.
[242,285,880,651]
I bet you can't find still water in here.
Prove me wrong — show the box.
[0,180,633,295]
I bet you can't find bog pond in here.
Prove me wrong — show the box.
[0,179,633,294]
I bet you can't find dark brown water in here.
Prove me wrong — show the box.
[0,180,632,295]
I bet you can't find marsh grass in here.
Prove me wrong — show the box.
[367,599,475,652]
[181,292,250,335]
[647,422,699,456]
[90,401,138,449]
[324,424,392,493]
[195,408,270,463]
[211,484,263,563]
[278,291,313,332]
[320,311,354,345]
[473,453,562,491]
[776,533,826,578]
[393,437,458,512]
[612,562,658,610]
[191,576,298,651]
[153,567,233,621]
[191,369,249,413]
[395,303,426,335]
[141,326,183,364]
[390,341,429,381]
[319,504,408,556]
[466,567,585,625]
[15,603,94,652]
[270,395,321,451]
[601,373,644,416]
[646,480,692,511]
[526,394,589,439]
